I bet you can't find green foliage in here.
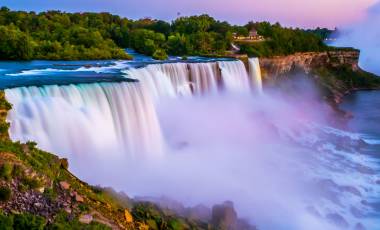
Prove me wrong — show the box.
[43,187,57,202]
[47,211,111,230]
[13,213,45,230]
[238,22,329,57]
[0,163,13,181]
[0,10,132,60]
[21,176,43,190]
[314,66,380,90]
[129,29,166,56]
[0,186,11,201]
[132,202,164,223]
[152,49,168,60]
[0,25,34,60]
[167,34,191,56]
[132,202,191,230]
[0,9,332,59]
[306,27,334,40]
[0,211,13,230]
[0,211,111,230]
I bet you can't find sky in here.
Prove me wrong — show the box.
[1,0,378,28]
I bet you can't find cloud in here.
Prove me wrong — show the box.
[333,1,380,75]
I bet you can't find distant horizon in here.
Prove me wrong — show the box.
[1,0,377,29]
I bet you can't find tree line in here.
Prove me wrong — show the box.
[0,7,333,60]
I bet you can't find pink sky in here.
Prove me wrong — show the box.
[3,0,378,28]
[150,0,377,28]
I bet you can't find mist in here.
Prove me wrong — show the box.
[332,1,380,75]
[6,71,379,230]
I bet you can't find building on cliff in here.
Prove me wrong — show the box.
[233,29,265,42]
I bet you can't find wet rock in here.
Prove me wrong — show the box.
[59,181,70,190]
[79,214,93,224]
[212,201,238,230]
[326,213,349,229]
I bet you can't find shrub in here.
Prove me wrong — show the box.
[12,164,23,178]
[0,186,11,201]
[21,177,43,190]
[13,213,45,230]
[0,212,13,230]
[0,163,13,181]
[43,188,57,202]
[152,49,168,60]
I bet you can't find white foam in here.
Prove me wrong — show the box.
[6,61,130,76]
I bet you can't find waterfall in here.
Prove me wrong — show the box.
[125,60,262,99]
[248,58,263,93]
[4,58,264,161]
[188,62,220,94]
[218,60,251,93]
[5,82,164,159]
[5,60,263,160]
[124,63,192,101]
[6,59,376,229]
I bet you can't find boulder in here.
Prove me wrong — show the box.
[59,181,70,190]
[79,214,93,224]
[75,193,84,202]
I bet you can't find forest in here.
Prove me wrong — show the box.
[0,7,333,60]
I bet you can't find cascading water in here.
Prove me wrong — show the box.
[188,62,220,94]
[248,58,263,93]
[218,60,251,93]
[124,60,261,97]
[124,63,192,101]
[5,59,378,229]
[5,82,165,160]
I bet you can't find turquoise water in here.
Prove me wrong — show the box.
[0,49,233,89]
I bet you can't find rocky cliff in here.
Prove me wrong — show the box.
[258,50,380,105]
[259,50,360,80]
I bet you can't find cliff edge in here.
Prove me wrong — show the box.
[259,50,380,105]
